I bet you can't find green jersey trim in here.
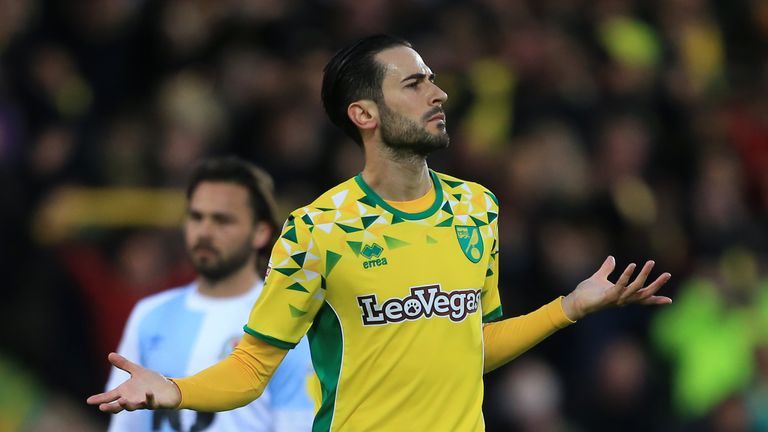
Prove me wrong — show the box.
[242,325,298,350]
[354,170,444,220]
[308,302,344,432]
[482,306,503,323]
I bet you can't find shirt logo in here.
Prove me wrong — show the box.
[361,243,383,259]
[455,225,483,263]
[361,242,388,269]
[357,285,481,325]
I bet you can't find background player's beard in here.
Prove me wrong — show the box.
[188,238,254,282]
[378,102,449,158]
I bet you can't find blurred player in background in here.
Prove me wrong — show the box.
[89,35,671,431]
[105,157,315,431]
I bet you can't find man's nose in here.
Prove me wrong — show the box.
[429,82,448,106]
[195,218,215,237]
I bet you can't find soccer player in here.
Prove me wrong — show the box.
[88,35,672,431]
[104,157,315,431]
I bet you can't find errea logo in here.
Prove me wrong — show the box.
[357,285,481,325]
[361,243,388,269]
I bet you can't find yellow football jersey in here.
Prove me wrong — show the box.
[245,170,503,432]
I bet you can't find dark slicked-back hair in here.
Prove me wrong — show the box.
[186,156,280,274]
[321,34,412,146]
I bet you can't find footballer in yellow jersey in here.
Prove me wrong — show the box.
[244,170,502,431]
[87,35,673,429]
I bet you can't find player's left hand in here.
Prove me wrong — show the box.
[561,256,672,321]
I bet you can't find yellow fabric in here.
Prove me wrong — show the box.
[383,185,436,213]
[483,296,575,373]
[246,171,502,431]
[171,334,287,411]
[306,371,323,414]
[32,187,186,244]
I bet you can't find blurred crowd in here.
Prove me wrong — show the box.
[1,0,767,430]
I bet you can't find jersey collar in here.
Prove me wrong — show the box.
[354,170,444,220]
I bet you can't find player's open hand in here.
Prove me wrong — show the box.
[86,352,181,413]
[561,256,672,321]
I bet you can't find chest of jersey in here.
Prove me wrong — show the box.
[246,173,502,431]
[319,218,492,327]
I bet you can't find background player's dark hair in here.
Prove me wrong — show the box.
[186,156,280,274]
[321,34,412,146]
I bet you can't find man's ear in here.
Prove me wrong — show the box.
[251,221,273,251]
[347,100,378,132]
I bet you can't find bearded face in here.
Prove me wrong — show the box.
[184,182,258,284]
[187,234,254,282]
[378,101,449,158]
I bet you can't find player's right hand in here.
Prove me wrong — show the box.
[86,352,182,413]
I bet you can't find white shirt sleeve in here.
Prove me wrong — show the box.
[266,337,316,432]
[105,299,152,432]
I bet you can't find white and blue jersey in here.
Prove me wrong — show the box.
[106,281,315,432]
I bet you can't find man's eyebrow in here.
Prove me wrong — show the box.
[400,72,436,83]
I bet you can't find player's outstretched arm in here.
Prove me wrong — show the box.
[86,352,181,413]
[483,256,671,373]
[89,335,287,414]
[560,255,672,321]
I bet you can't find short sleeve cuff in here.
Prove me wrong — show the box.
[482,305,503,323]
[243,325,298,350]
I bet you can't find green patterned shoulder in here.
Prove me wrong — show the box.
[278,176,372,236]
[432,171,499,211]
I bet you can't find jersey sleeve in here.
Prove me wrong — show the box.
[265,337,316,431]
[482,191,503,323]
[173,334,288,411]
[483,297,575,372]
[245,210,326,348]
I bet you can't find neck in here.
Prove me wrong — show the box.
[196,262,260,298]
[361,142,432,201]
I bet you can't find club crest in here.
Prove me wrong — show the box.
[455,225,483,263]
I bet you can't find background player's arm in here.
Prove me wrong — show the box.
[106,302,150,431]
[265,339,316,431]
[484,256,671,373]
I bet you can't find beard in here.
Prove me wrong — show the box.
[187,238,254,282]
[378,102,450,158]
